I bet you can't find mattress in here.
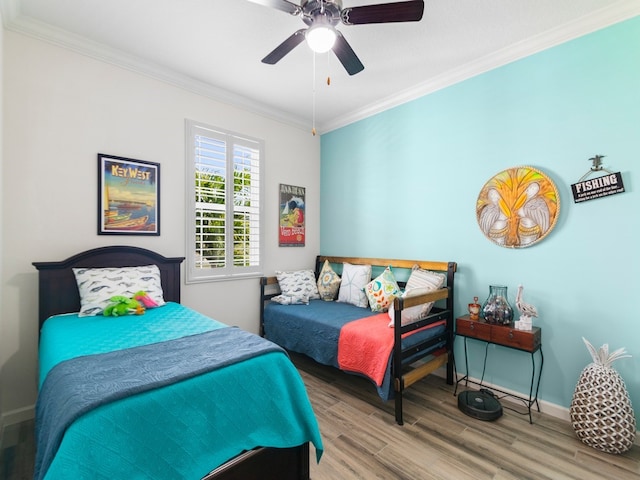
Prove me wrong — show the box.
[36,302,323,480]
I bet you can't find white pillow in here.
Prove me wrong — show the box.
[276,270,320,300]
[388,287,431,327]
[271,293,309,305]
[73,265,165,317]
[337,263,371,308]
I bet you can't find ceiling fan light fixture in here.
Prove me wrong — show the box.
[306,25,337,53]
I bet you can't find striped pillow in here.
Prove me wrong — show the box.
[404,265,446,318]
[388,287,431,327]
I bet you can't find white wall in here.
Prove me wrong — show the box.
[0,31,321,423]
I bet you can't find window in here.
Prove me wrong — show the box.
[186,120,263,283]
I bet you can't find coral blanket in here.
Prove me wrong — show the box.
[337,314,444,386]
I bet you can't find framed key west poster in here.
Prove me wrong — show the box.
[279,184,305,246]
[98,153,160,235]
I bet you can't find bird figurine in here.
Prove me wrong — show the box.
[515,285,538,330]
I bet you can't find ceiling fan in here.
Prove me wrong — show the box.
[247,0,425,75]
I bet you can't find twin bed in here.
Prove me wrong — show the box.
[261,255,457,425]
[33,245,322,480]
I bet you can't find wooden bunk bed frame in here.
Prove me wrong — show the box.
[33,245,311,480]
[261,254,457,425]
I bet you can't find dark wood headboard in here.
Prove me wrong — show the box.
[32,246,185,329]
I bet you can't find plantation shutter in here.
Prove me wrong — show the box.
[187,121,263,282]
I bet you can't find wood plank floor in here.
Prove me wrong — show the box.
[295,353,640,480]
[2,353,639,479]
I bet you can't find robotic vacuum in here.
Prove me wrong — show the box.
[458,389,503,421]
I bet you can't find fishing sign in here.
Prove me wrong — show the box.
[571,155,625,204]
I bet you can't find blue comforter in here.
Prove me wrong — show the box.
[37,303,323,480]
[264,299,447,401]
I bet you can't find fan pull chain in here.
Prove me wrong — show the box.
[312,53,317,136]
[312,52,332,136]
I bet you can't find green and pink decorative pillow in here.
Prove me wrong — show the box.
[364,266,401,312]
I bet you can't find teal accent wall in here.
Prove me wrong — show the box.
[320,17,640,410]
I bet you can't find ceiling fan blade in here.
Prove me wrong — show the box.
[262,29,307,64]
[341,0,424,25]
[245,0,302,15]
[332,33,364,76]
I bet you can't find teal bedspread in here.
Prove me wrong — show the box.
[37,303,323,480]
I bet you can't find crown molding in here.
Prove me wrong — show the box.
[2,0,638,135]
[0,0,19,26]
[320,1,640,133]
[1,2,311,132]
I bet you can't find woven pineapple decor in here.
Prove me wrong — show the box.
[570,337,636,454]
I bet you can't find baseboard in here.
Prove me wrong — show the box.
[1,405,35,428]
[432,365,571,422]
[458,376,570,422]
[0,405,35,450]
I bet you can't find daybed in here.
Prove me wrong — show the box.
[260,255,457,425]
[33,245,322,480]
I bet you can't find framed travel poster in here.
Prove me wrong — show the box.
[279,184,305,246]
[476,166,559,248]
[98,153,160,235]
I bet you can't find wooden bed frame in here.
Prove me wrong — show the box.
[261,254,457,425]
[33,245,311,480]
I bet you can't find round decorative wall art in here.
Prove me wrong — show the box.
[476,166,560,248]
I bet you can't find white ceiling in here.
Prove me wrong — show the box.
[2,0,638,133]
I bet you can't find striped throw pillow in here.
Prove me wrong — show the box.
[404,265,446,319]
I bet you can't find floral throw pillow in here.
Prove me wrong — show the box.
[317,260,341,301]
[364,266,401,312]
